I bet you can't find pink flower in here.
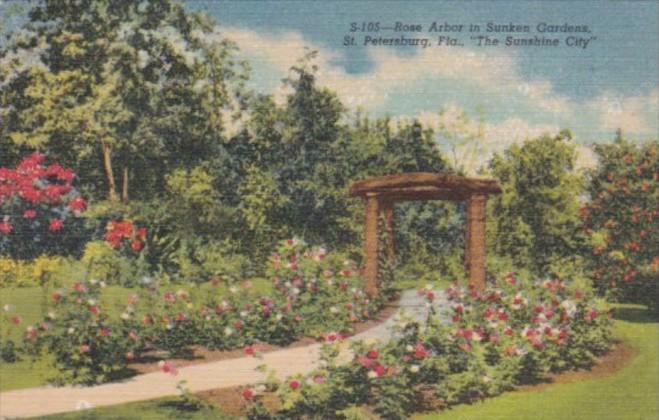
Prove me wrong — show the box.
[163,292,176,303]
[80,344,91,353]
[324,331,341,343]
[413,343,430,359]
[289,380,301,390]
[244,345,257,356]
[25,326,37,340]
[98,327,110,337]
[158,360,178,376]
[74,282,87,293]
[11,315,22,325]
[48,218,63,232]
[313,375,325,384]
[0,221,12,235]
[366,349,379,360]
[89,306,100,316]
[23,209,37,219]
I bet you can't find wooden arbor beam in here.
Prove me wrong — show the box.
[465,194,488,290]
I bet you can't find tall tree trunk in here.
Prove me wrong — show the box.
[102,142,119,202]
[122,166,129,203]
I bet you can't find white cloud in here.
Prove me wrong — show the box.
[217,27,574,116]
[590,89,659,135]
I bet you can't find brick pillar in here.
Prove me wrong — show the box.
[381,200,396,267]
[466,194,488,290]
[464,201,471,271]
[363,193,380,297]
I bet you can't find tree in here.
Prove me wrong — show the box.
[581,134,658,311]
[488,130,585,274]
[0,0,246,202]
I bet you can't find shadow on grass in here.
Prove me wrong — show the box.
[612,306,659,324]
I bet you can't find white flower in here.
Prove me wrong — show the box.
[75,400,92,410]
[67,327,75,334]
[285,281,292,288]
[90,279,98,285]
[47,311,56,319]
[276,313,283,321]
[87,299,97,306]
[99,281,107,288]
[120,313,130,320]
[292,287,301,295]
[229,286,238,294]
[255,384,266,393]
[482,376,492,383]
[405,345,414,352]
[425,283,434,291]
[367,371,378,379]
[409,365,420,373]
[240,311,249,318]
[224,327,233,336]
[3,304,14,312]
[330,306,339,314]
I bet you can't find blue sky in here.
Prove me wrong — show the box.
[185,0,658,161]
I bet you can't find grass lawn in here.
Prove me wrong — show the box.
[27,304,659,420]
[416,304,659,420]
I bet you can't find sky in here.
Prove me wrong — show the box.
[184,0,658,170]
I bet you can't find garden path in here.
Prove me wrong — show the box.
[0,289,448,419]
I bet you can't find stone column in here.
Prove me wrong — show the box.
[363,193,380,297]
[466,194,487,290]
[381,200,396,267]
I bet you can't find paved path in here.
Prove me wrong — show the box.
[0,290,448,419]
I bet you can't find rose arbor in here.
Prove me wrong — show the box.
[349,172,502,296]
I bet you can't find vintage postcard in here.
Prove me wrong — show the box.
[0,0,657,419]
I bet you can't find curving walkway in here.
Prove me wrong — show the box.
[0,290,448,419]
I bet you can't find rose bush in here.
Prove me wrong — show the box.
[581,139,658,311]
[0,153,90,259]
[13,239,388,384]
[22,280,141,385]
[243,274,612,419]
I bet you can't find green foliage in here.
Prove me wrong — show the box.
[488,130,585,274]
[581,135,659,311]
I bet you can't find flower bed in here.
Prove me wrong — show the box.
[13,239,391,385]
[241,274,612,419]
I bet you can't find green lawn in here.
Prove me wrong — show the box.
[417,304,659,420]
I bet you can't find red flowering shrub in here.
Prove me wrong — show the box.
[581,139,659,311]
[104,219,147,253]
[0,153,89,259]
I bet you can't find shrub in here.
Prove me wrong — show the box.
[244,274,612,419]
[0,153,90,259]
[581,138,659,312]
[22,280,141,385]
[0,255,69,287]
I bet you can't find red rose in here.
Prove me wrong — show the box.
[289,380,301,390]
[130,240,143,252]
[366,349,379,360]
[373,364,387,377]
[242,388,255,400]
[0,221,12,235]
[68,197,87,213]
[48,219,64,232]
[23,209,37,219]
